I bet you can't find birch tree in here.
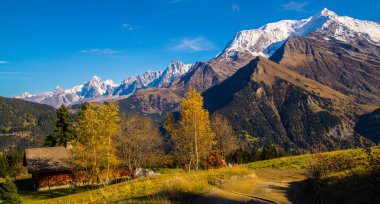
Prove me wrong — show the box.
[115,115,164,177]
[211,113,239,160]
[72,103,120,184]
[164,88,215,171]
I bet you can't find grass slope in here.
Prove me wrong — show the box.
[18,147,376,203]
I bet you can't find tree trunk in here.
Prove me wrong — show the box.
[194,116,199,171]
[106,135,111,184]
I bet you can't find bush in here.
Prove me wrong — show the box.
[363,146,380,177]
[304,153,358,184]
[0,150,24,180]
[204,151,225,169]
[228,145,287,164]
[0,181,21,204]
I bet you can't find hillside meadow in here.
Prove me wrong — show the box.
[15,146,379,204]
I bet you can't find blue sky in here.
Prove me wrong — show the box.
[0,0,379,97]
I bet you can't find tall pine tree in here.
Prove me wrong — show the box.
[44,104,74,147]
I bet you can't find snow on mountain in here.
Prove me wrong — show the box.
[17,8,378,108]
[15,76,119,108]
[15,60,192,108]
[112,70,163,96]
[220,8,380,59]
[151,60,193,88]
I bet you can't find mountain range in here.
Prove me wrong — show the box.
[16,8,380,108]
[16,60,192,108]
[116,8,380,151]
[9,8,380,151]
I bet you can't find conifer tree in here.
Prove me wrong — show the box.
[44,104,74,147]
[0,181,21,204]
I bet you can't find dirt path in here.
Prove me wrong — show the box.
[195,170,307,204]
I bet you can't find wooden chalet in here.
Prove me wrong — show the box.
[24,146,74,191]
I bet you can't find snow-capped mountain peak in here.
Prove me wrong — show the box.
[16,60,192,108]
[220,8,380,60]
[90,75,101,82]
[53,86,65,94]
[150,60,193,88]
[319,8,337,18]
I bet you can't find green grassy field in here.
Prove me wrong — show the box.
[15,147,379,204]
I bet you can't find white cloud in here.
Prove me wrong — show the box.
[172,37,216,52]
[281,1,308,12]
[0,60,9,64]
[122,23,133,31]
[231,3,240,12]
[80,49,120,55]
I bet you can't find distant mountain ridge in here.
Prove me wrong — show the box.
[16,60,192,108]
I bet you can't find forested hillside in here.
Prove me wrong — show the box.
[0,97,56,152]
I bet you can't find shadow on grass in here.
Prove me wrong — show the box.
[317,174,380,204]
[115,190,271,204]
[14,178,99,200]
[286,174,380,204]
[286,179,314,204]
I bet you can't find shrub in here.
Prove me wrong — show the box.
[0,181,21,204]
[204,151,225,169]
[304,153,358,184]
[363,146,380,177]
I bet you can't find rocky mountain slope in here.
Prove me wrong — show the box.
[203,57,368,151]
[270,33,380,107]
[355,108,380,143]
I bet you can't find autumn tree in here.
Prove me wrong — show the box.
[211,113,239,160]
[44,104,74,147]
[72,103,120,184]
[164,88,215,171]
[115,115,164,177]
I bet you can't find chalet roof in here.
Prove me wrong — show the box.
[24,146,73,173]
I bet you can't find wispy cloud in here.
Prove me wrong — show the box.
[122,23,133,31]
[0,71,43,80]
[168,0,182,4]
[80,49,120,55]
[171,37,216,52]
[281,1,308,12]
[0,60,9,64]
[231,3,240,12]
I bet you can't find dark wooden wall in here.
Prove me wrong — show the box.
[35,171,73,189]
